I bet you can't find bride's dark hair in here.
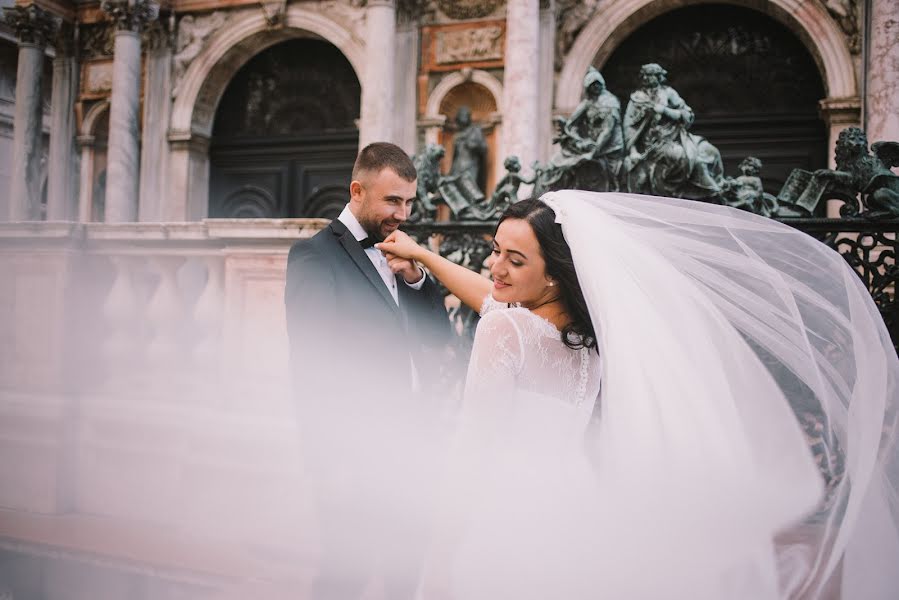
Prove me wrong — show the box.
[496,199,597,351]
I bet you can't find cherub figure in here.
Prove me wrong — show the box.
[721,157,777,216]
[484,156,536,217]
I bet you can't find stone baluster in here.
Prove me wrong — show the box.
[101,0,159,223]
[102,255,142,385]
[46,23,80,221]
[192,257,224,374]
[3,5,58,221]
[145,255,186,369]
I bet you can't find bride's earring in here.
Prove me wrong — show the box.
[548,281,556,287]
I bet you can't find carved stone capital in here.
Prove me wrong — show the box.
[3,4,60,47]
[101,0,159,34]
[142,18,171,51]
[53,22,77,57]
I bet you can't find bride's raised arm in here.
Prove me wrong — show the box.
[376,230,493,312]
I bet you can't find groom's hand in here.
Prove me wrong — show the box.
[386,252,424,284]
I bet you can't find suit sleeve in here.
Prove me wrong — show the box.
[403,273,452,348]
[284,240,341,393]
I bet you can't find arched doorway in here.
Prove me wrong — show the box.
[208,38,361,219]
[599,4,827,194]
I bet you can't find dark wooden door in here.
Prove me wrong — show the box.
[209,38,361,218]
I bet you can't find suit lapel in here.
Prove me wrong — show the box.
[331,221,400,314]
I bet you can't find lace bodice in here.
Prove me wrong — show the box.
[462,295,602,436]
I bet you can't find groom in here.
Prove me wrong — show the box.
[284,142,450,600]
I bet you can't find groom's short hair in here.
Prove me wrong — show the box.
[353,142,417,182]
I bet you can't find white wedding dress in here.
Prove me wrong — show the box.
[448,295,604,600]
[441,191,899,600]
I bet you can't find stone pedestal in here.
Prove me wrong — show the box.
[46,28,79,221]
[502,0,540,194]
[5,5,57,222]
[359,0,396,148]
[867,0,899,145]
[102,0,158,223]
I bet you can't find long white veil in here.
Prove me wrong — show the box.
[541,191,899,599]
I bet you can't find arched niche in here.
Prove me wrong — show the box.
[423,70,503,196]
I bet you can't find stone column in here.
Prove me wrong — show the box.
[537,4,555,163]
[77,135,96,222]
[866,0,899,145]
[46,24,79,221]
[4,5,57,221]
[358,0,395,148]
[502,0,540,193]
[101,0,158,223]
[393,20,418,154]
[138,20,173,221]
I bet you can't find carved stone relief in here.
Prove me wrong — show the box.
[554,0,601,70]
[818,0,861,54]
[435,26,503,64]
[172,11,229,98]
[320,1,366,39]
[83,60,114,96]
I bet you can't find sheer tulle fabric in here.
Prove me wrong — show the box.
[535,191,899,598]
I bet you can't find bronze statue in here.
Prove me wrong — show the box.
[449,106,488,194]
[721,157,777,217]
[622,63,723,200]
[410,144,445,222]
[814,127,899,218]
[410,142,488,222]
[536,67,623,195]
[486,156,536,217]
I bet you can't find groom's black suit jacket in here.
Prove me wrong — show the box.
[285,219,450,401]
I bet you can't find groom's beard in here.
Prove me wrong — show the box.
[360,218,401,243]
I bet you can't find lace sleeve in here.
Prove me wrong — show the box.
[478,293,508,316]
[463,310,524,412]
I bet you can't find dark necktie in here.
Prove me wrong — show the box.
[359,237,376,249]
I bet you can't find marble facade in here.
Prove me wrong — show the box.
[1,0,894,224]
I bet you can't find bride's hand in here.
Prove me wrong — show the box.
[376,230,425,262]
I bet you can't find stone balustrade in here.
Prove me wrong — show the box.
[0,218,327,592]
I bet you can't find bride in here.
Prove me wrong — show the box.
[375,190,899,599]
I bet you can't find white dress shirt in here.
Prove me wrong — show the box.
[337,205,425,305]
[338,205,426,391]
